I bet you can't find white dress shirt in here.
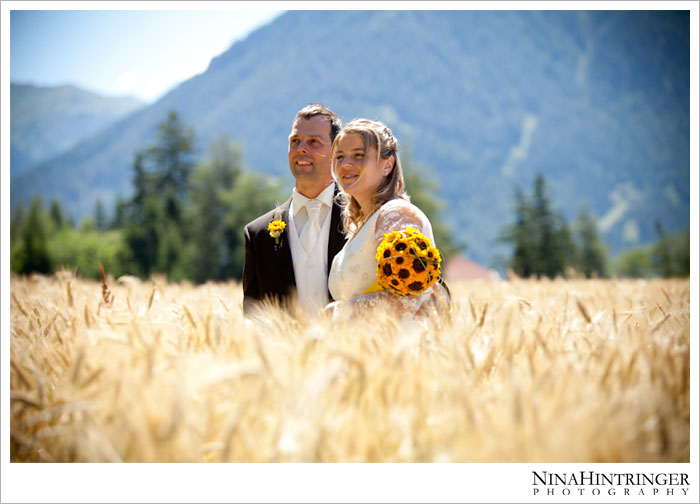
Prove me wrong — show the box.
[288,183,336,317]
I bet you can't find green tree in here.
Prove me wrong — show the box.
[572,206,608,278]
[652,220,673,277]
[613,227,688,279]
[13,196,52,274]
[614,246,654,278]
[401,150,460,261]
[500,173,573,278]
[10,201,26,244]
[506,187,535,277]
[111,195,128,229]
[123,110,196,279]
[221,171,286,279]
[48,198,69,232]
[95,198,108,231]
[48,226,128,280]
[185,136,245,283]
[148,110,196,223]
[651,223,689,278]
[667,228,690,277]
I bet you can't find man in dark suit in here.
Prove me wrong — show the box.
[243,104,346,316]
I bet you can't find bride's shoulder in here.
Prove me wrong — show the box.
[378,198,427,220]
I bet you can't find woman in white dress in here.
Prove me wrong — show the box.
[325,119,450,320]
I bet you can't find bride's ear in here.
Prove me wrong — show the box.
[383,155,395,176]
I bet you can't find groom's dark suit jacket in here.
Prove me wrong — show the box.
[242,194,346,314]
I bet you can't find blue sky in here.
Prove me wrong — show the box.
[10,9,284,103]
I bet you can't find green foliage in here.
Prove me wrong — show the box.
[613,227,690,278]
[183,136,284,282]
[500,174,575,278]
[613,246,655,278]
[111,195,128,230]
[10,201,26,244]
[221,171,285,279]
[119,114,285,283]
[652,222,690,277]
[11,196,52,275]
[401,151,460,262]
[48,227,128,280]
[95,198,108,231]
[501,174,688,280]
[49,198,70,232]
[122,110,196,279]
[571,206,608,278]
[10,196,129,280]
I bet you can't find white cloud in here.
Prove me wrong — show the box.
[598,182,643,234]
[664,184,681,206]
[501,114,538,177]
[622,219,640,243]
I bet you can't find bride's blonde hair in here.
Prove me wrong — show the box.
[331,119,408,236]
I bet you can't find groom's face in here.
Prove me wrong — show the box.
[288,115,333,198]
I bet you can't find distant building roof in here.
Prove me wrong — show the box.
[445,254,501,282]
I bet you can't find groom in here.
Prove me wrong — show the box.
[242,104,346,316]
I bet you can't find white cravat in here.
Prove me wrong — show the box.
[299,199,322,255]
[288,183,336,318]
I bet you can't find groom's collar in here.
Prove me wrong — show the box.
[292,183,335,216]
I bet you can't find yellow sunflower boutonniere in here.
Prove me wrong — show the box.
[268,219,286,245]
[373,227,442,296]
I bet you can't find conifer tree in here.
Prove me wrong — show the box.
[572,206,607,278]
[95,198,108,231]
[501,173,573,278]
[123,110,196,279]
[17,196,52,274]
[652,220,673,278]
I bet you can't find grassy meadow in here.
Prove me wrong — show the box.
[9,273,690,462]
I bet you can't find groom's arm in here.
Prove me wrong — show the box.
[242,224,260,315]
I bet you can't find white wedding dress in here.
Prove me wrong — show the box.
[328,198,438,318]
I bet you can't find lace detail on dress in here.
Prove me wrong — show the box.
[373,198,435,248]
[335,289,426,319]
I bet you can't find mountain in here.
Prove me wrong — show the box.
[10,83,143,176]
[10,10,690,266]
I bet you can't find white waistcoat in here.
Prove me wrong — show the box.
[288,201,332,317]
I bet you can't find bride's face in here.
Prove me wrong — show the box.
[333,133,392,208]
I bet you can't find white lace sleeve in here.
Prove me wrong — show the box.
[373,199,434,249]
[332,200,435,320]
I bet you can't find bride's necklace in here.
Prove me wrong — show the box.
[347,207,379,241]
[356,207,378,232]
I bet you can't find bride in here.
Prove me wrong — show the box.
[325,119,450,320]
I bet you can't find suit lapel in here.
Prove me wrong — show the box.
[275,198,296,287]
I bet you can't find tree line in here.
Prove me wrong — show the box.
[10,111,460,283]
[499,174,690,279]
[10,110,689,283]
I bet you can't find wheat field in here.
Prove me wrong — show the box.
[9,272,690,463]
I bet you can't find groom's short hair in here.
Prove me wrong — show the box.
[294,104,342,142]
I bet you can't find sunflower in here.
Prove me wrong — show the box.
[268,220,286,244]
[375,227,442,296]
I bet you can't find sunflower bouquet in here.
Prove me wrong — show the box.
[374,227,442,296]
